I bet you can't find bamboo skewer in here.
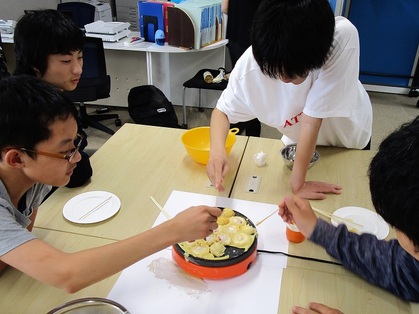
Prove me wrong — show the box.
[150,196,172,219]
[78,196,112,221]
[255,209,279,226]
[255,206,364,232]
[312,207,363,228]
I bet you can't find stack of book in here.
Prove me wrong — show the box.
[138,0,224,49]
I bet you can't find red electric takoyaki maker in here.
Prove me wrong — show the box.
[172,210,258,279]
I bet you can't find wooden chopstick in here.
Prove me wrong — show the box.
[312,207,363,228]
[255,208,278,226]
[150,196,172,219]
[255,205,363,233]
[255,206,363,233]
[78,196,112,221]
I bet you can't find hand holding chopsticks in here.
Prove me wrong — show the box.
[255,204,364,234]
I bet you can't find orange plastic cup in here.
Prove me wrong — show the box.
[286,223,305,243]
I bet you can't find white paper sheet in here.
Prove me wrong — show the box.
[108,191,289,314]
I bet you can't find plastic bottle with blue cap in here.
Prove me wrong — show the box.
[155,30,165,46]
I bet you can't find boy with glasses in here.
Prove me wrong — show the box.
[13,9,92,188]
[0,75,221,291]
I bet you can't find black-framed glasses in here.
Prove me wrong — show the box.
[19,134,83,163]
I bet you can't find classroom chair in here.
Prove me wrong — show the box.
[181,68,228,128]
[57,2,95,29]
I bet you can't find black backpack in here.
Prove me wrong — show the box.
[128,85,180,128]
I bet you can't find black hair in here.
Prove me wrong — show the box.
[369,116,419,246]
[0,75,78,158]
[13,9,84,77]
[251,0,335,79]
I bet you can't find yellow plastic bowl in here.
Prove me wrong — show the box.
[181,127,239,165]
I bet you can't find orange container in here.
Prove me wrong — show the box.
[286,223,305,243]
[181,127,239,165]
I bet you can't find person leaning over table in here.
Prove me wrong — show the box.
[207,0,372,200]
[279,116,419,313]
[0,75,221,293]
[13,9,92,189]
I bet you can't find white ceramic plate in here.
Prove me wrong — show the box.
[331,206,389,240]
[63,191,121,224]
